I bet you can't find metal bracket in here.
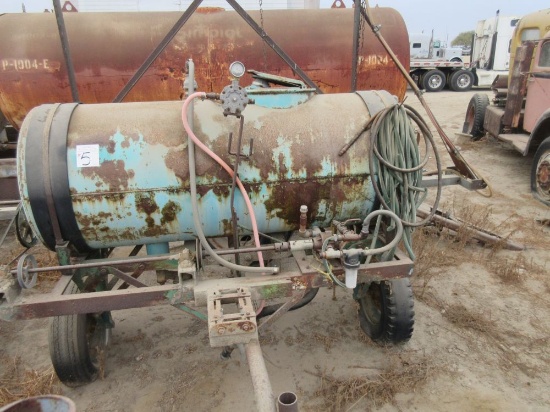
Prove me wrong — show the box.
[421,173,486,190]
[228,132,253,159]
[207,287,258,347]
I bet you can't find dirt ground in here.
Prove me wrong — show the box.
[1,89,549,411]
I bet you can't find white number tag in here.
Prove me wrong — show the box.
[76,145,100,167]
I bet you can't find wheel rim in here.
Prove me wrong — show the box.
[456,73,471,89]
[16,211,37,248]
[465,106,475,134]
[428,75,443,89]
[87,314,110,368]
[359,283,382,328]
[535,152,550,201]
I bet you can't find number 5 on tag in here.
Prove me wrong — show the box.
[76,145,100,167]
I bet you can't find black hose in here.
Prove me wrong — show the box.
[257,287,319,319]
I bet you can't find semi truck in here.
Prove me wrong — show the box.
[408,15,520,93]
[462,8,550,206]
[409,33,473,92]
[470,14,520,89]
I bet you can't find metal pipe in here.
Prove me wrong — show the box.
[245,340,276,412]
[10,253,179,275]
[416,207,525,251]
[277,392,298,412]
[351,0,361,92]
[52,0,79,102]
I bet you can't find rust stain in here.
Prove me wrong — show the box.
[135,192,159,215]
[221,218,233,236]
[81,159,130,192]
[264,179,332,224]
[160,200,181,225]
[0,8,408,129]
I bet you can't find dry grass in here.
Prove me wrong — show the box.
[0,356,60,406]
[440,303,542,378]
[411,195,546,296]
[487,254,545,285]
[309,354,430,411]
[442,303,496,333]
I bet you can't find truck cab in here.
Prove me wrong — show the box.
[410,33,463,62]
[526,32,550,204]
[462,8,550,206]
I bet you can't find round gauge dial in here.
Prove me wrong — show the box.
[229,61,246,78]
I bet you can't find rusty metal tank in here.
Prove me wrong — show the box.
[0,8,409,129]
[17,90,397,251]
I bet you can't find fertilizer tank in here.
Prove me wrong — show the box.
[17,90,397,252]
[0,8,409,129]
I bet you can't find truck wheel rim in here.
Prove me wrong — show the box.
[465,106,475,133]
[457,74,471,88]
[536,155,550,199]
[429,75,443,89]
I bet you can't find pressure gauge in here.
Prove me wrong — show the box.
[229,61,246,78]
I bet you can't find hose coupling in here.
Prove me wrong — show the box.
[204,93,220,100]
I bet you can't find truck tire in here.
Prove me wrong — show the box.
[49,282,112,387]
[531,136,550,206]
[356,278,414,344]
[462,93,489,140]
[449,70,474,92]
[422,69,446,92]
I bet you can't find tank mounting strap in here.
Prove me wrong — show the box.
[26,103,90,252]
[41,103,64,245]
[355,90,397,116]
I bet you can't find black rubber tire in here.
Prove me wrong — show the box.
[49,282,111,387]
[15,209,37,248]
[449,70,474,92]
[422,69,446,92]
[357,278,415,344]
[531,136,550,206]
[462,93,489,140]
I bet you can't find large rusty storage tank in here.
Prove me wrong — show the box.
[0,8,409,129]
[17,90,397,251]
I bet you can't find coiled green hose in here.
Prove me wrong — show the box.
[369,104,442,259]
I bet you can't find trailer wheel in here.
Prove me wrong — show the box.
[462,93,489,140]
[531,136,550,206]
[449,70,474,92]
[49,282,112,387]
[15,209,37,248]
[422,69,446,92]
[356,278,414,344]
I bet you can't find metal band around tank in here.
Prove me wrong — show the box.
[26,103,91,252]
